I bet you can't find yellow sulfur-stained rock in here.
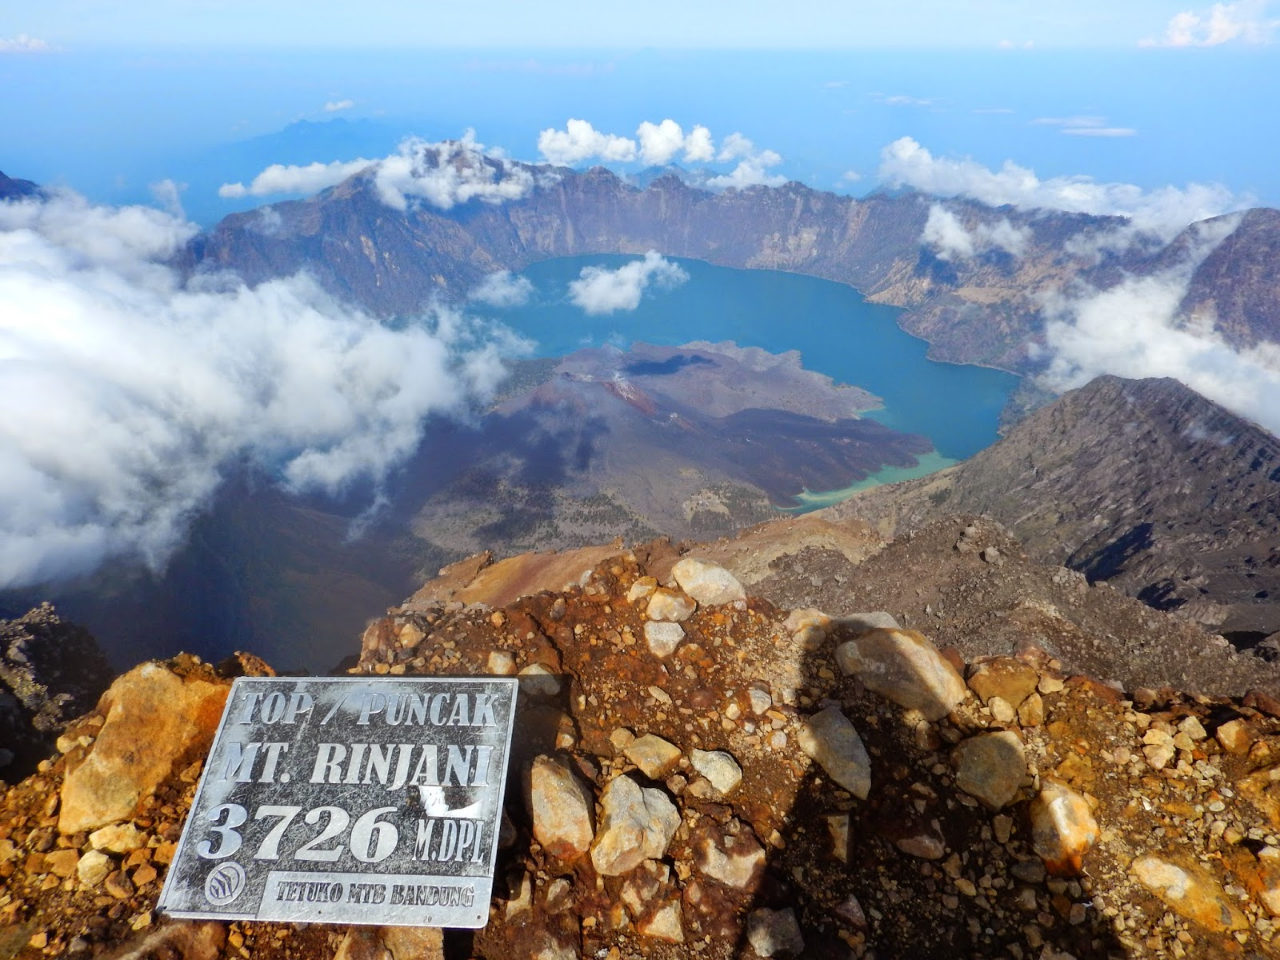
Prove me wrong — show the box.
[1132,855,1248,933]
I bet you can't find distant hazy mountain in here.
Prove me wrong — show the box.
[0,170,39,200]
[825,375,1280,641]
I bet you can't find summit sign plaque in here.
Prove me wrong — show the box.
[158,676,518,928]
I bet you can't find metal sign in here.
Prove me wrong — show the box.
[158,676,518,928]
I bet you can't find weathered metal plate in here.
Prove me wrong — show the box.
[157,676,518,927]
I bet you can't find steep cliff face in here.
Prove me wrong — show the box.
[1182,208,1280,349]
[186,165,1241,373]
[827,376,1280,638]
[0,171,39,201]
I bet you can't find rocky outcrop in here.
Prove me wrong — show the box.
[0,604,113,781]
[827,376,1280,639]
[8,544,1280,957]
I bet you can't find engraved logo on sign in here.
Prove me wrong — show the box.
[205,862,246,906]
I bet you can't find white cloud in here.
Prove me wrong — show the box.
[469,270,534,308]
[537,119,637,166]
[219,133,540,211]
[637,119,687,166]
[1039,216,1280,436]
[716,132,755,162]
[0,191,517,588]
[323,99,355,113]
[219,158,374,198]
[0,34,53,54]
[1034,116,1137,137]
[879,136,1246,242]
[922,204,1030,261]
[683,125,715,163]
[567,251,689,315]
[1062,127,1137,137]
[706,133,787,189]
[373,134,541,211]
[877,94,934,107]
[149,179,186,219]
[840,170,863,184]
[1141,0,1279,46]
[922,206,975,260]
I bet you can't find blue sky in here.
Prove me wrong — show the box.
[2,1,1278,223]
[6,0,1277,49]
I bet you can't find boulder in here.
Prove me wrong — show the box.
[591,775,680,876]
[59,661,229,835]
[952,731,1026,810]
[671,558,745,606]
[796,706,871,800]
[528,756,594,860]
[1029,781,1098,876]
[835,628,966,721]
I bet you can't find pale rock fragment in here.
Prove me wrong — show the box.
[894,824,946,860]
[624,734,683,780]
[953,731,1027,810]
[518,664,561,698]
[690,749,742,795]
[644,621,685,658]
[591,775,680,876]
[747,907,805,957]
[1216,718,1254,755]
[1029,781,1098,875]
[487,651,516,675]
[797,706,872,800]
[835,628,967,721]
[626,577,658,604]
[90,823,146,854]
[76,849,113,887]
[671,558,745,606]
[1132,855,1248,932]
[784,608,831,651]
[646,588,697,623]
[748,687,773,715]
[529,756,594,860]
[696,827,766,888]
[834,612,900,634]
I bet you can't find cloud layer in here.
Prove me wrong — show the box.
[537,119,785,189]
[469,270,534,308]
[0,191,515,588]
[881,137,1245,242]
[0,34,52,54]
[220,133,543,211]
[1038,216,1280,437]
[922,204,1029,260]
[1141,0,1279,46]
[568,251,689,315]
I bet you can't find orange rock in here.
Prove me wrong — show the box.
[58,662,229,835]
[1029,781,1098,876]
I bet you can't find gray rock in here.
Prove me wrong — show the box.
[796,705,871,800]
[747,907,805,957]
[953,731,1026,810]
[834,611,900,634]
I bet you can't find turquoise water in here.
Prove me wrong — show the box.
[490,255,1018,467]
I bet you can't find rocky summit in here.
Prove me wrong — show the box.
[7,530,1280,958]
